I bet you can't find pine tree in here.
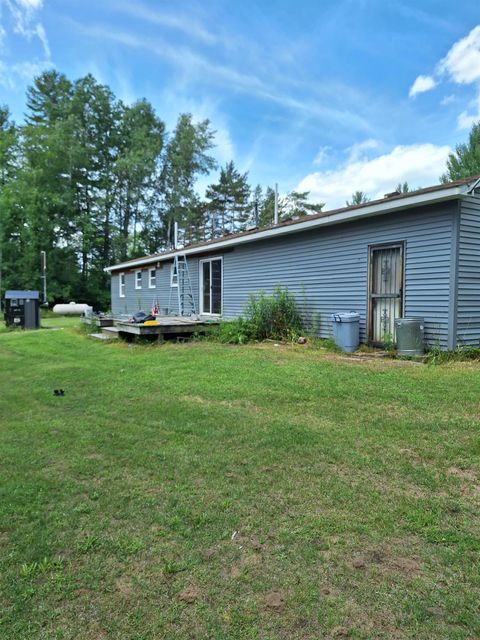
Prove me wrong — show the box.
[346,191,370,206]
[157,114,216,249]
[114,100,165,261]
[441,122,480,182]
[205,161,250,236]
[282,191,324,220]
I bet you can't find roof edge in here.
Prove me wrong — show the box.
[105,178,476,272]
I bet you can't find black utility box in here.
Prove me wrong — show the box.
[4,291,40,329]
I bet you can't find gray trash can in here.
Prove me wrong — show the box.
[331,312,360,352]
[394,317,425,356]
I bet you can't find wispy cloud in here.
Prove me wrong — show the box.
[114,1,218,45]
[0,57,50,89]
[70,20,372,134]
[409,74,436,97]
[440,94,455,106]
[1,0,51,75]
[346,138,379,162]
[313,145,331,166]
[35,21,49,57]
[297,142,451,210]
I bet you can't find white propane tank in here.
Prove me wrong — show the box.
[53,302,93,316]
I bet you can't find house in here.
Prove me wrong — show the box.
[105,176,480,349]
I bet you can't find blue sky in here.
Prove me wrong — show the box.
[1,0,480,209]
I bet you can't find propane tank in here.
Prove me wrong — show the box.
[53,302,93,316]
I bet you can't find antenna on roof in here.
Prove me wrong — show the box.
[174,221,179,250]
[274,183,279,225]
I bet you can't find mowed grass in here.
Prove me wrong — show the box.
[0,320,479,640]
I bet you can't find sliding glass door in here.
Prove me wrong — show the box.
[200,257,222,315]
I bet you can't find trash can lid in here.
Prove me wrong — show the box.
[331,312,360,322]
[394,317,424,325]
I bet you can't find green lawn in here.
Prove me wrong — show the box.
[0,321,479,639]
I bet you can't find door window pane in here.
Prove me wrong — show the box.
[203,261,211,313]
[211,259,222,314]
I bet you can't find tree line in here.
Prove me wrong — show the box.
[0,71,323,307]
[1,69,479,308]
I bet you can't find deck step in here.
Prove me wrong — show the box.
[102,326,120,337]
[90,332,114,340]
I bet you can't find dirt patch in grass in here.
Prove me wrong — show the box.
[447,466,480,496]
[364,544,422,576]
[263,590,286,613]
[178,584,201,604]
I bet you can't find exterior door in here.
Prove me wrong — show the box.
[368,244,404,344]
[200,258,222,315]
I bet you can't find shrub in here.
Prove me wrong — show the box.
[243,285,303,341]
[203,286,303,344]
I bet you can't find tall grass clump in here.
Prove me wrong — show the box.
[205,286,303,344]
[425,344,480,364]
[244,285,303,341]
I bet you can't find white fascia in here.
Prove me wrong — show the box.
[105,184,469,272]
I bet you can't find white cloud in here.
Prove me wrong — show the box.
[438,25,480,85]
[296,142,451,210]
[409,74,437,97]
[457,95,480,130]
[408,25,480,130]
[346,138,379,162]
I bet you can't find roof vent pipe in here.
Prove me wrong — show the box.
[274,183,279,225]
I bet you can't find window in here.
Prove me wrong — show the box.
[200,257,222,315]
[135,270,142,289]
[119,272,125,298]
[149,267,156,288]
[170,262,178,287]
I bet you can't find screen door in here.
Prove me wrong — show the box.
[369,244,403,343]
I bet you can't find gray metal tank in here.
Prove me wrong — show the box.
[394,317,425,356]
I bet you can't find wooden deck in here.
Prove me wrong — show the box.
[81,316,114,328]
[112,316,219,338]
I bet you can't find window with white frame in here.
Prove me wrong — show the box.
[149,267,156,288]
[170,262,178,287]
[119,272,125,298]
[135,270,142,289]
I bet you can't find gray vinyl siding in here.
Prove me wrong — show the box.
[456,195,480,345]
[111,260,199,317]
[110,200,459,348]
[221,203,455,347]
